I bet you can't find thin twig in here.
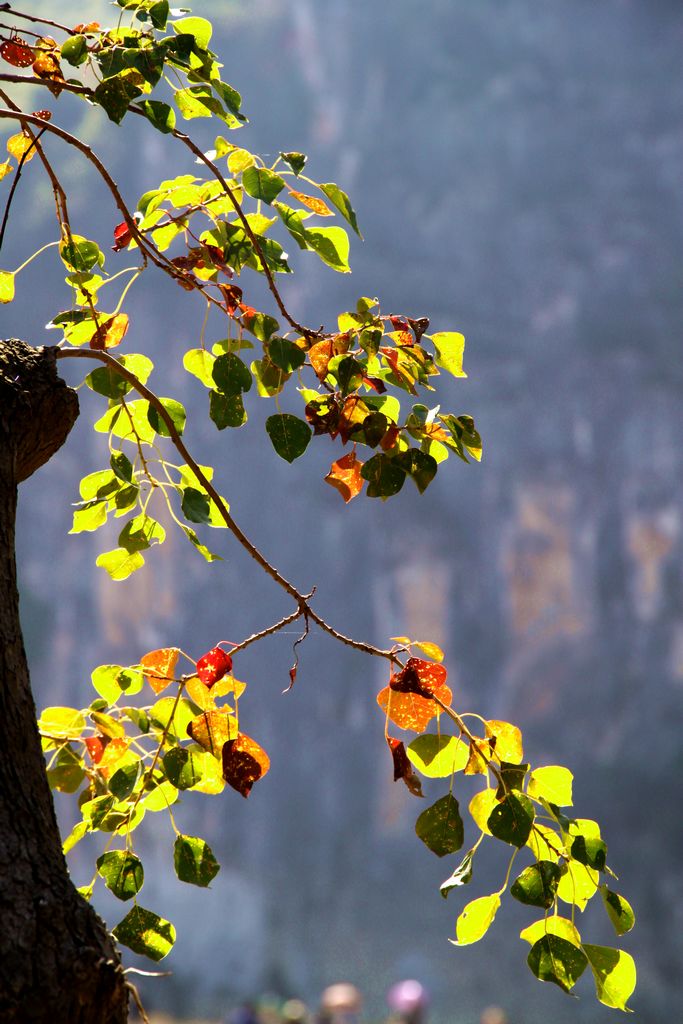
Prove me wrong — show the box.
[0,4,76,36]
[230,606,305,656]
[0,122,43,249]
[55,347,399,666]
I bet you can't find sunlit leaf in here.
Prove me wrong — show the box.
[38,706,86,739]
[147,397,186,437]
[242,166,285,204]
[142,779,178,812]
[320,182,362,237]
[429,331,467,378]
[485,720,523,763]
[141,99,176,134]
[183,348,216,387]
[47,745,85,793]
[377,681,452,733]
[0,270,15,303]
[520,916,582,948]
[469,788,499,835]
[324,451,364,503]
[600,885,635,936]
[304,225,350,273]
[289,189,332,216]
[91,664,143,703]
[140,647,180,695]
[95,547,144,581]
[407,734,469,778]
[188,708,237,756]
[6,132,36,164]
[557,857,599,910]
[582,944,636,1011]
[528,766,573,807]
[450,894,501,946]
[113,905,175,961]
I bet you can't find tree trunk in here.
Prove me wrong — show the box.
[0,340,128,1023]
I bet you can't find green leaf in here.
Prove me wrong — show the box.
[212,353,252,396]
[149,696,196,740]
[109,761,141,801]
[60,34,88,67]
[451,894,501,946]
[94,399,156,445]
[46,745,85,793]
[173,834,220,887]
[528,765,573,807]
[96,547,145,581]
[149,1,170,30]
[91,664,143,703]
[242,166,285,204]
[280,151,307,175]
[172,15,213,51]
[361,452,406,498]
[183,348,215,387]
[582,944,636,1011]
[142,779,179,812]
[407,734,469,778]
[415,794,464,857]
[181,486,211,524]
[70,500,108,535]
[571,834,607,871]
[440,851,475,897]
[119,513,166,552]
[182,525,222,561]
[141,99,176,134]
[63,820,89,855]
[320,182,362,238]
[430,332,467,378]
[274,201,310,250]
[0,270,15,303]
[113,905,175,961]
[90,710,125,740]
[94,75,142,125]
[511,861,565,909]
[251,358,289,398]
[209,390,247,429]
[162,747,204,790]
[487,792,535,848]
[60,235,104,273]
[265,414,312,463]
[147,397,186,437]
[600,885,635,936]
[241,310,280,343]
[268,337,306,373]
[304,226,350,273]
[38,706,86,739]
[527,935,588,993]
[97,850,144,901]
[395,449,438,494]
[111,451,134,483]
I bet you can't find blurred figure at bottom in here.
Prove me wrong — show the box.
[385,979,429,1024]
[317,982,362,1024]
[480,1007,508,1024]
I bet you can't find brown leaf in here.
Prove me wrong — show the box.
[324,451,364,503]
[390,658,448,699]
[222,733,270,798]
[304,395,340,437]
[187,709,237,757]
[387,736,424,797]
[32,50,65,97]
[140,647,180,695]
[219,283,242,315]
[408,316,430,342]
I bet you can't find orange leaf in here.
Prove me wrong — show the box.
[32,50,65,96]
[140,647,180,695]
[377,682,452,733]
[308,338,334,380]
[222,732,270,797]
[324,451,364,503]
[85,735,105,764]
[90,313,129,351]
[187,709,237,757]
[338,396,371,443]
[288,190,333,216]
[97,737,129,779]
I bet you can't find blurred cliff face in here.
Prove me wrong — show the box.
[11,1,683,1021]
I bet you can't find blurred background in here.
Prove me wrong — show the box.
[4,0,683,1021]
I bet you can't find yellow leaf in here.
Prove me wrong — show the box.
[0,159,13,181]
[485,719,523,762]
[289,189,333,216]
[450,894,501,945]
[6,131,36,163]
[468,788,499,834]
[520,916,582,948]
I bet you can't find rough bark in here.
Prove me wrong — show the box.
[0,339,129,1023]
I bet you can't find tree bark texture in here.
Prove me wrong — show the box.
[0,340,129,1023]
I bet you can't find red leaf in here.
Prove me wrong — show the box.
[222,733,270,798]
[389,315,409,332]
[31,109,52,122]
[390,657,448,699]
[324,451,364,503]
[0,37,35,68]
[380,425,400,451]
[362,375,386,394]
[111,220,132,252]
[387,736,424,797]
[196,646,233,688]
[408,316,430,342]
[85,735,106,764]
